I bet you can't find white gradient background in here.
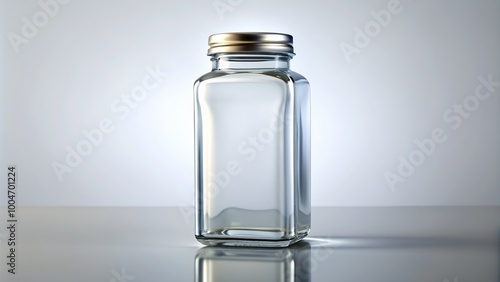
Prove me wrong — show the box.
[0,0,499,207]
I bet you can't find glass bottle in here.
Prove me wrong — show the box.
[194,32,311,247]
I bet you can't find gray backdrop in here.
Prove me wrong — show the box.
[1,0,499,207]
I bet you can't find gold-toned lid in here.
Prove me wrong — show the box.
[207,32,294,56]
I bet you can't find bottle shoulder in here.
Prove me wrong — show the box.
[194,70,309,87]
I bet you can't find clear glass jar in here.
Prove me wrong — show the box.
[194,32,311,247]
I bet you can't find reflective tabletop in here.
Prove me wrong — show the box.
[1,206,498,281]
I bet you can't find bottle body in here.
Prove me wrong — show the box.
[194,43,310,247]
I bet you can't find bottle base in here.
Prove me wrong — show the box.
[196,230,309,248]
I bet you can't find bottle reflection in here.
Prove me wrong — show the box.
[195,242,311,282]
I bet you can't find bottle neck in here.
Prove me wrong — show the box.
[211,54,291,71]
